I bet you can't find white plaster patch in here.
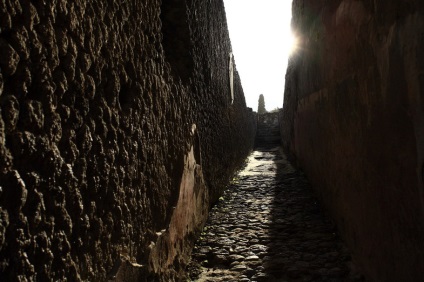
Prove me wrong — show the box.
[229,52,234,104]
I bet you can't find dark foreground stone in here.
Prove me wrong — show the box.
[187,146,364,281]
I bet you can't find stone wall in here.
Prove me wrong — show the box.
[255,112,280,148]
[281,0,424,280]
[0,0,255,280]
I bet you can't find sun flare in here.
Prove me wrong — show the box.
[287,32,298,56]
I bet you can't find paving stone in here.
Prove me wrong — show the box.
[229,254,245,262]
[212,254,228,265]
[231,264,248,271]
[251,272,277,282]
[186,145,364,281]
[242,267,256,277]
[245,255,260,261]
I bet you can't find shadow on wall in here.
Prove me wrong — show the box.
[281,0,424,280]
[160,0,194,83]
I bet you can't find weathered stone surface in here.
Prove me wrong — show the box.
[0,39,20,76]
[188,127,363,281]
[0,0,256,281]
[281,0,424,280]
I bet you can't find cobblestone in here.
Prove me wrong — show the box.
[187,145,364,281]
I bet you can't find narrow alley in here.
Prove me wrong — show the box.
[2,1,424,280]
[187,115,364,281]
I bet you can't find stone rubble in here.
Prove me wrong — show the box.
[187,145,364,281]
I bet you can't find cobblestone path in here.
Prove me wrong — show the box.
[187,145,364,281]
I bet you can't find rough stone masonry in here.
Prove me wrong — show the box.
[0,0,255,280]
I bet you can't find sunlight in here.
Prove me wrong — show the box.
[287,32,298,56]
[223,0,293,110]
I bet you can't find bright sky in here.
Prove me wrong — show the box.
[223,0,294,111]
